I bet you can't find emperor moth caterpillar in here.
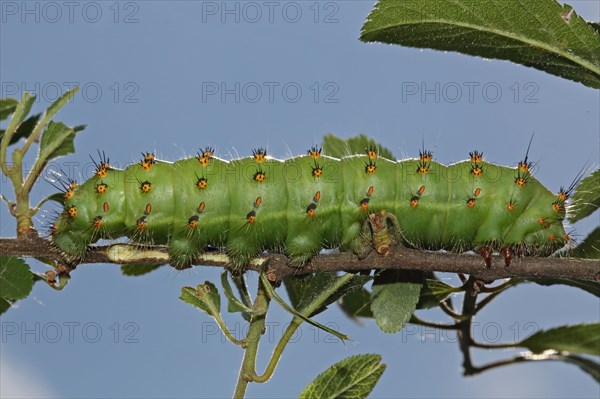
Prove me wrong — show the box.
[50,145,573,268]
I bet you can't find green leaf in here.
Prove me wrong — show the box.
[417,278,461,309]
[1,114,42,145]
[361,0,600,89]
[179,281,221,318]
[561,354,600,383]
[339,288,373,319]
[220,271,254,316]
[16,86,81,161]
[371,270,422,333]
[570,227,600,259]
[2,93,35,144]
[45,86,79,123]
[0,298,12,315]
[284,271,372,316]
[0,257,34,301]
[299,354,386,399]
[120,263,163,276]
[520,324,600,355]
[73,124,87,133]
[0,98,18,121]
[284,274,311,310]
[527,277,600,297]
[261,273,350,341]
[2,113,42,145]
[569,169,600,223]
[322,133,395,159]
[39,121,76,162]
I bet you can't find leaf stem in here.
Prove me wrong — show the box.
[469,356,529,374]
[234,271,356,396]
[480,278,522,293]
[475,279,522,314]
[471,341,520,350]
[214,314,246,346]
[233,276,270,399]
[410,314,458,330]
[252,318,302,382]
[439,300,471,321]
[253,272,355,383]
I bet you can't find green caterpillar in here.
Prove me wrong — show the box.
[51,145,572,267]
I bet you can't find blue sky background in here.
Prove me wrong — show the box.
[1,1,599,398]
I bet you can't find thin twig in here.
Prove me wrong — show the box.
[439,300,471,321]
[410,315,458,330]
[457,277,480,375]
[233,277,270,399]
[467,350,581,375]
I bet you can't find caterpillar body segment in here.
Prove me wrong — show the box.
[51,148,568,267]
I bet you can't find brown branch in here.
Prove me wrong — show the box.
[457,276,481,375]
[1,237,599,282]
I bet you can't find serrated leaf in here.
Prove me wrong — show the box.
[527,277,600,297]
[284,271,372,317]
[371,270,422,333]
[0,257,34,300]
[179,281,221,318]
[561,354,600,383]
[322,133,395,159]
[39,121,76,162]
[220,271,254,316]
[120,263,163,276]
[0,298,12,315]
[339,288,373,319]
[569,169,600,223]
[570,227,600,259]
[361,0,600,88]
[0,98,18,121]
[520,324,600,355]
[299,354,386,399]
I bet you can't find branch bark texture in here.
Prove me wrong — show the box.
[1,237,598,282]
